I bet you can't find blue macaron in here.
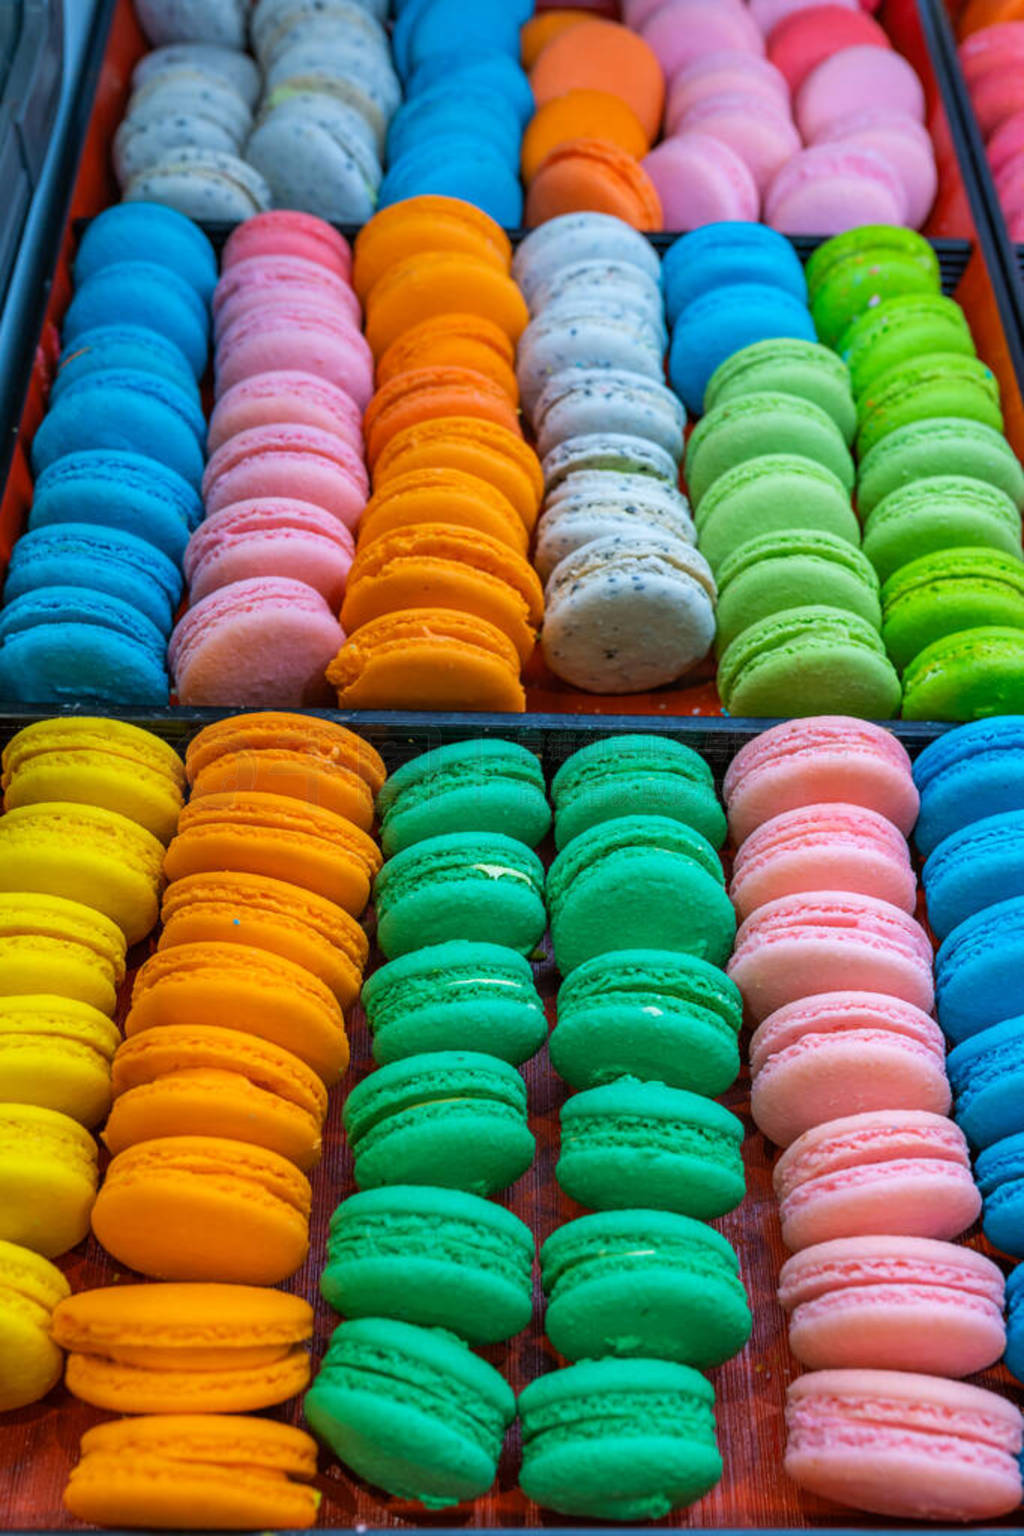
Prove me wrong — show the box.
[29,451,201,562]
[923,810,1024,940]
[4,524,183,633]
[31,369,206,490]
[935,894,1024,1044]
[63,261,210,378]
[912,717,1024,858]
[53,325,198,401]
[396,0,527,80]
[662,223,808,328]
[405,52,535,127]
[387,88,521,169]
[73,202,218,303]
[668,284,817,415]
[0,586,168,704]
[947,1015,1024,1149]
[975,1130,1024,1258]
[1005,1263,1024,1384]
[379,138,523,227]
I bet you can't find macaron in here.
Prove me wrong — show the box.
[948,1015,1024,1148]
[669,284,817,417]
[31,368,205,490]
[28,450,201,564]
[862,476,1024,583]
[936,893,1024,1042]
[526,137,663,230]
[533,477,697,583]
[0,891,126,1015]
[343,1050,534,1196]
[74,200,218,302]
[363,365,523,470]
[358,468,528,555]
[717,606,902,721]
[551,734,726,851]
[512,211,660,309]
[715,531,881,654]
[685,392,855,508]
[376,313,518,402]
[0,1103,98,1257]
[352,194,511,305]
[856,354,1003,459]
[377,740,550,855]
[183,500,355,609]
[695,455,859,576]
[661,221,806,328]
[902,626,1024,722]
[805,224,940,349]
[363,250,528,359]
[1007,1263,1024,1384]
[0,1239,70,1409]
[703,337,857,444]
[856,417,1024,517]
[184,710,384,814]
[521,89,648,182]
[838,294,975,402]
[328,607,527,712]
[0,997,120,1128]
[884,548,1024,675]
[529,18,665,142]
[642,132,759,230]
[912,716,1024,856]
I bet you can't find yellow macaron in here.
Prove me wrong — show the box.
[0,1102,98,1257]
[0,995,120,1126]
[0,892,126,1014]
[0,1238,70,1410]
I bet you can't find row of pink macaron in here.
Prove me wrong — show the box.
[631,0,936,234]
[720,714,1023,1523]
[960,21,1024,237]
[170,213,372,706]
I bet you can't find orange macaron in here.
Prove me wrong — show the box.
[521,90,648,183]
[363,366,523,469]
[373,418,543,534]
[357,469,529,555]
[326,609,526,712]
[521,10,590,69]
[376,315,519,403]
[526,137,664,228]
[530,19,666,144]
[352,196,511,305]
[363,251,530,358]
[184,712,385,820]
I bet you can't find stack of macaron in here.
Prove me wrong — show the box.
[0,203,216,704]
[724,715,1023,1522]
[245,0,398,223]
[814,226,1024,718]
[380,0,531,224]
[306,739,549,1506]
[521,12,663,228]
[327,197,542,711]
[511,213,713,696]
[520,734,747,1519]
[170,211,372,705]
[960,21,1024,237]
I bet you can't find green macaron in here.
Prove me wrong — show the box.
[856,416,1024,516]
[557,1077,746,1217]
[838,294,975,402]
[685,391,855,508]
[805,225,940,348]
[551,734,726,851]
[305,1317,516,1507]
[321,1185,535,1344]
[361,941,547,1065]
[518,1357,722,1520]
[714,529,881,655]
[703,338,857,444]
[540,1208,751,1367]
[373,831,546,959]
[717,603,902,719]
[882,548,1024,673]
[694,452,859,575]
[342,1050,535,1195]
[902,626,1024,721]
[546,814,735,974]
[861,475,1024,583]
[550,948,741,1094]
[856,353,1003,459]
[376,739,551,856]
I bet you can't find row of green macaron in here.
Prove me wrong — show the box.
[686,226,1024,721]
[305,733,750,1517]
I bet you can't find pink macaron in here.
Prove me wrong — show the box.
[642,132,759,228]
[986,107,1024,176]
[773,1110,982,1251]
[664,50,790,135]
[795,45,925,141]
[169,576,343,707]
[767,4,891,95]
[212,255,362,341]
[730,802,917,920]
[811,109,937,229]
[674,92,801,193]
[749,0,858,34]
[959,21,1024,90]
[201,424,369,528]
[214,307,375,408]
[784,1370,1023,1521]
[749,991,950,1147]
[184,499,356,608]
[727,891,934,1021]
[765,144,908,233]
[778,1235,1006,1376]
[221,211,353,281]
[641,0,765,79]
[973,66,1024,139]
[723,717,919,844]
[206,371,365,456]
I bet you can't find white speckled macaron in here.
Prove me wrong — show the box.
[512,214,661,308]
[535,489,697,583]
[541,433,680,494]
[534,369,686,461]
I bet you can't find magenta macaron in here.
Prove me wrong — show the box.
[772,1110,982,1251]
[206,371,365,456]
[183,499,355,607]
[749,991,950,1147]
[201,424,369,528]
[220,210,353,282]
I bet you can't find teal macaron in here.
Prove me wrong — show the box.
[305,1316,516,1508]
[541,1208,751,1367]
[361,940,547,1066]
[882,548,1024,673]
[376,739,551,856]
[342,1050,534,1196]
[551,734,726,851]
[901,626,1024,722]
[856,353,1003,459]
[685,392,855,509]
[373,831,546,959]
[861,475,1024,583]
[556,1077,745,1218]
[321,1185,534,1344]
[837,294,975,402]
[550,948,741,1095]
[546,814,735,974]
[518,1357,722,1519]
[856,417,1024,517]
[715,529,881,655]
[718,605,902,720]
[703,338,857,445]
[694,453,859,576]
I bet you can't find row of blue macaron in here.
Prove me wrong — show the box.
[0,204,220,703]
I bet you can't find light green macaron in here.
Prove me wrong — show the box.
[856,417,1024,517]
[717,603,902,719]
[695,453,858,575]
[861,475,1024,583]
[856,353,1003,459]
[883,549,1024,672]
[715,529,881,654]
[703,338,857,444]
[685,392,855,508]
